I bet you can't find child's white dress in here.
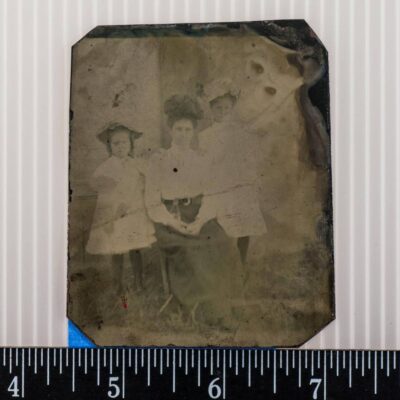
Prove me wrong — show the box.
[198,120,267,238]
[86,155,156,255]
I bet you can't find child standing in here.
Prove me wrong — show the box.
[86,123,156,296]
[198,79,267,264]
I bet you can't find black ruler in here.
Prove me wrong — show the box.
[0,348,399,399]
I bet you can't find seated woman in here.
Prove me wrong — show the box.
[145,94,245,329]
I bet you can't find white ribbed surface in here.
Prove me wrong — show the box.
[0,0,399,348]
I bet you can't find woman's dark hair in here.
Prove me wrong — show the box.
[209,93,237,108]
[164,95,204,128]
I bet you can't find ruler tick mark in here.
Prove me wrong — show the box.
[349,352,352,388]
[286,350,289,376]
[97,349,100,386]
[235,350,238,375]
[387,351,390,376]
[166,348,170,368]
[122,349,125,399]
[46,349,50,386]
[323,351,327,400]
[261,350,264,376]
[311,351,314,376]
[197,350,201,387]
[34,348,37,374]
[362,351,365,376]
[173,349,176,393]
[110,348,113,375]
[336,351,339,376]
[9,348,12,373]
[147,349,151,387]
[72,349,75,392]
[298,351,302,388]
[273,351,277,394]
[374,351,377,395]
[22,349,25,398]
[248,350,251,387]
[223,350,226,399]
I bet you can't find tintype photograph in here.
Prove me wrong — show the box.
[68,21,334,347]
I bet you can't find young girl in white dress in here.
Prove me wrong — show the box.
[86,123,156,297]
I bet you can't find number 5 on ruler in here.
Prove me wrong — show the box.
[309,378,322,399]
[108,376,121,398]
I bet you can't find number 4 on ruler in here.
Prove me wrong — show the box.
[7,376,20,398]
[310,378,322,399]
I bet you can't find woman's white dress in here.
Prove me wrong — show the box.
[86,155,156,255]
[198,120,267,238]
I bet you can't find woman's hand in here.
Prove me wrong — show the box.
[165,215,189,234]
[182,220,203,236]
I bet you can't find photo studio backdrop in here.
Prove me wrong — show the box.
[0,0,399,349]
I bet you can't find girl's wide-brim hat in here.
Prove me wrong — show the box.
[97,122,143,144]
[202,78,240,103]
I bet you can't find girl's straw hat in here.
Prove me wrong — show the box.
[97,122,143,144]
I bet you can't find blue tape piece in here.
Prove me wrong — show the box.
[68,320,96,348]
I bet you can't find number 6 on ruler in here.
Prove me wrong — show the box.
[108,376,121,398]
[309,378,322,399]
[208,377,222,399]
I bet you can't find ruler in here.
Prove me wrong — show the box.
[0,348,398,399]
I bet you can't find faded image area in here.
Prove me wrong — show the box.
[68,21,334,347]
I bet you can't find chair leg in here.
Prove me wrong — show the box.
[159,250,170,297]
